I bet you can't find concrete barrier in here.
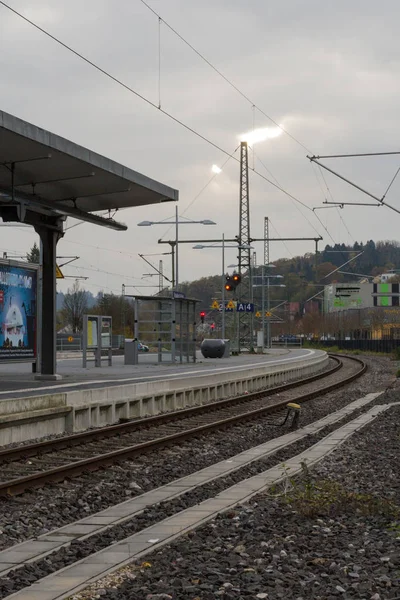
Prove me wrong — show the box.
[0,351,328,445]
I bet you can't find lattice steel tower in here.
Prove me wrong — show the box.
[237,141,254,350]
[264,217,270,266]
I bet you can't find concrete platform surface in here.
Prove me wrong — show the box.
[0,348,319,399]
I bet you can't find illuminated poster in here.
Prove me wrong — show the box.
[0,261,37,361]
[87,316,99,348]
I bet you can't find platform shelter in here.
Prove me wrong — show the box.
[0,110,178,378]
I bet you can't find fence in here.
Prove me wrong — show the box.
[307,338,400,353]
[271,339,303,349]
[56,337,82,352]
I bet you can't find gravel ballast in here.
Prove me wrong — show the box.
[0,356,394,553]
[72,402,400,600]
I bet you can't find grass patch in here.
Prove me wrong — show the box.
[273,462,399,519]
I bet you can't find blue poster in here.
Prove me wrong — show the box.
[0,262,37,361]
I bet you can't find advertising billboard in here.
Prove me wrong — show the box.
[0,260,38,362]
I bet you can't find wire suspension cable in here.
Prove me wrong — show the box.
[382,166,400,200]
[158,16,161,109]
[0,1,316,220]
[139,0,312,153]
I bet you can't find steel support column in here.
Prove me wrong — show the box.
[34,224,63,378]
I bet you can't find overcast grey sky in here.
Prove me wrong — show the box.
[1,0,400,295]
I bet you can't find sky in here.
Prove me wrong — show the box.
[1,0,400,296]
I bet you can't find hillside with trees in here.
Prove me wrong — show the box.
[23,240,400,334]
[181,240,400,309]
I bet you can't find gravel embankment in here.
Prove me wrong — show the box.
[0,356,395,552]
[72,402,400,600]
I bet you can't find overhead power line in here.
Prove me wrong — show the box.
[0,1,317,219]
[139,0,313,154]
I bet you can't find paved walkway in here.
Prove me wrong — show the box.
[3,391,386,600]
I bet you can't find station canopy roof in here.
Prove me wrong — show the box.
[0,110,178,231]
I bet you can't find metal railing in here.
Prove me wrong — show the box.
[271,338,303,348]
[56,339,82,352]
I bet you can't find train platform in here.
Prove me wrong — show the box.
[0,348,319,399]
[0,349,328,445]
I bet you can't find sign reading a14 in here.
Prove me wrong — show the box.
[236,302,254,313]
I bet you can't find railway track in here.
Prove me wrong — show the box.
[0,354,366,496]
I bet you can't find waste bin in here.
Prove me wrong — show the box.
[201,339,225,359]
[124,339,138,365]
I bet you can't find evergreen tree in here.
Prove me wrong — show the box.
[26,242,40,264]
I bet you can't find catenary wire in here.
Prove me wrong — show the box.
[3,0,356,274]
[138,0,368,247]
[269,220,294,259]
[140,0,358,248]
[139,0,313,154]
[159,146,240,240]
[254,153,323,238]
[0,2,319,222]
[314,165,356,245]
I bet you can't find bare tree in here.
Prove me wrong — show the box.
[62,281,88,332]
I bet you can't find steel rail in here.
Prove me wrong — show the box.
[0,355,366,497]
[0,357,343,463]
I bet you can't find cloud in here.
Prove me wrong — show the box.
[1,0,400,293]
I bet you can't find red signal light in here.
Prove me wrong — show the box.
[200,311,206,324]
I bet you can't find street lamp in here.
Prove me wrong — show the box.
[193,238,253,339]
[138,206,216,289]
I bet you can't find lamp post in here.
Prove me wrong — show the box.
[193,239,253,340]
[138,207,216,289]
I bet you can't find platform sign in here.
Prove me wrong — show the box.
[236,302,254,313]
[0,259,38,362]
[265,311,272,317]
[56,264,64,279]
[255,311,261,317]
[211,300,220,309]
